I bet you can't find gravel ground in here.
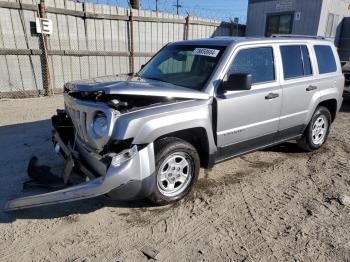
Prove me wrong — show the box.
[0,95,349,261]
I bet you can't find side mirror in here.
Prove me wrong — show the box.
[220,73,252,91]
[141,64,145,69]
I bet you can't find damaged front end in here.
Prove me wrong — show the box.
[5,91,157,211]
[5,75,209,211]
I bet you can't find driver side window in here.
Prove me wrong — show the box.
[228,47,275,85]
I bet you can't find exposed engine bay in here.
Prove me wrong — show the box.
[67,90,185,113]
[4,72,211,211]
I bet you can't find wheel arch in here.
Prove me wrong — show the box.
[318,98,337,122]
[156,127,214,168]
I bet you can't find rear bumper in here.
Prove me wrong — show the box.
[5,126,156,211]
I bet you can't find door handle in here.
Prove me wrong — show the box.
[306,85,318,91]
[265,92,279,100]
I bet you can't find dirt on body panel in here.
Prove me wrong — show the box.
[0,95,349,261]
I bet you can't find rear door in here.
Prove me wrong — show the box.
[215,44,282,161]
[278,43,319,138]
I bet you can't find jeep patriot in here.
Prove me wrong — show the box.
[5,36,344,210]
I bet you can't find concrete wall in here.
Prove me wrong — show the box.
[0,0,245,97]
[246,0,323,36]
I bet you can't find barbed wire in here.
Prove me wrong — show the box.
[75,0,247,22]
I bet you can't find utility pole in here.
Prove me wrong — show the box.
[129,0,139,9]
[234,17,239,36]
[173,0,182,15]
[39,0,52,96]
[156,0,159,12]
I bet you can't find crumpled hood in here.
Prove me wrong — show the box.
[64,74,210,100]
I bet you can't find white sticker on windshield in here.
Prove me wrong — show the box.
[192,48,220,57]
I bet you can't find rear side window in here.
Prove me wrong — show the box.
[314,45,337,74]
[280,45,313,79]
[228,47,275,84]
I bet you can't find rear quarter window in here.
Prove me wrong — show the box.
[314,45,337,74]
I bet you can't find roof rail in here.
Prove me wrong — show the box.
[271,34,326,40]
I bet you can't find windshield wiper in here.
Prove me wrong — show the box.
[142,76,163,82]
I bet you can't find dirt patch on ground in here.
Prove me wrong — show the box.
[0,95,349,261]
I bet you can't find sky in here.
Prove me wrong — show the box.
[101,0,249,22]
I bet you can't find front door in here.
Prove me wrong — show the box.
[215,45,282,162]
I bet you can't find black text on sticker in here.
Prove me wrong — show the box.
[192,48,220,57]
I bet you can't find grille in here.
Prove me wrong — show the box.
[64,92,117,150]
[66,106,89,143]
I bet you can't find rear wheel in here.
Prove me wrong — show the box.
[297,106,331,151]
[149,137,200,205]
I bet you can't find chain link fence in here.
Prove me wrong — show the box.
[0,0,245,98]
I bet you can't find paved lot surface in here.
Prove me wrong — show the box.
[0,95,349,261]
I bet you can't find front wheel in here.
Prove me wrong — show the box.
[148,137,200,205]
[297,106,332,151]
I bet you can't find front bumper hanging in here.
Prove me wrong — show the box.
[4,126,156,211]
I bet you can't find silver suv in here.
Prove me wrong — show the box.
[6,36,344,210]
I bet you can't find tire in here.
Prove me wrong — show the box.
[297,106,332,151]
[148,137,200,205]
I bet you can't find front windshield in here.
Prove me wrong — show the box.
[139,45,226,90]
